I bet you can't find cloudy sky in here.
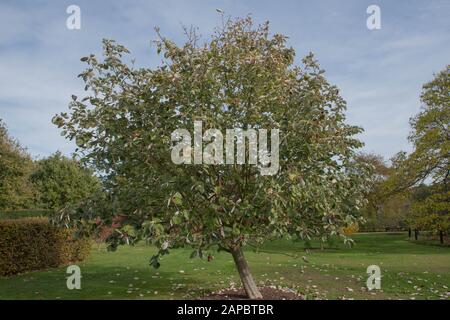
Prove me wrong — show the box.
[0,0,449,160]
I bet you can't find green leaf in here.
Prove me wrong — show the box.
[172,192,183,206]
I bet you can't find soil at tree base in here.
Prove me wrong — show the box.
[202,286,304,300]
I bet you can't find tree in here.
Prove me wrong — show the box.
[390,65,449,242]
[354,153,391,227]
[31,152,102,210]
[409,184,449,243]
[53,16,371,299]
[410,65,449,185]
[0,119,34,210]
[355,153,410,231]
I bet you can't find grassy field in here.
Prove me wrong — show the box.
[0,232,449,300]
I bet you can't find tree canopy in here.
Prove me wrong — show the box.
[388,65,449,242]
[354,153,408,231]
[30,152,102,210]
[0,119,34,210]
[390,65,449,189]
[53,16,371,298]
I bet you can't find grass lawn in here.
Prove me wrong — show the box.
[0,232,449,300]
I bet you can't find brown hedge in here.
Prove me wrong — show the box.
[0,217,91,276]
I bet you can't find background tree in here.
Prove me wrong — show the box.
[53,16,371,299]
[355,153,409,231]
[389,65,449,243]
[0,119,34,210]
[409,184,449,243]
[31,152,102,210]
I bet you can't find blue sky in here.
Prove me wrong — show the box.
[0,0,449,160]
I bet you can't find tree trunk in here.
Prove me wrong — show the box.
[230,246,263,299]
[414,229,418,240]
[408,228,411,238]
[439,231,444,244]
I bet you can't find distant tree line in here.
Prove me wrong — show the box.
[0,119,101,212]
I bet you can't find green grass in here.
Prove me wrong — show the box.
[0,233,449,300]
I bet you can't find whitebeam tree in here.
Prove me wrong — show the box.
[53,16,371,299]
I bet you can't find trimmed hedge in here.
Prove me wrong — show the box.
[0,210,51,220]
[0,217,90,276]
